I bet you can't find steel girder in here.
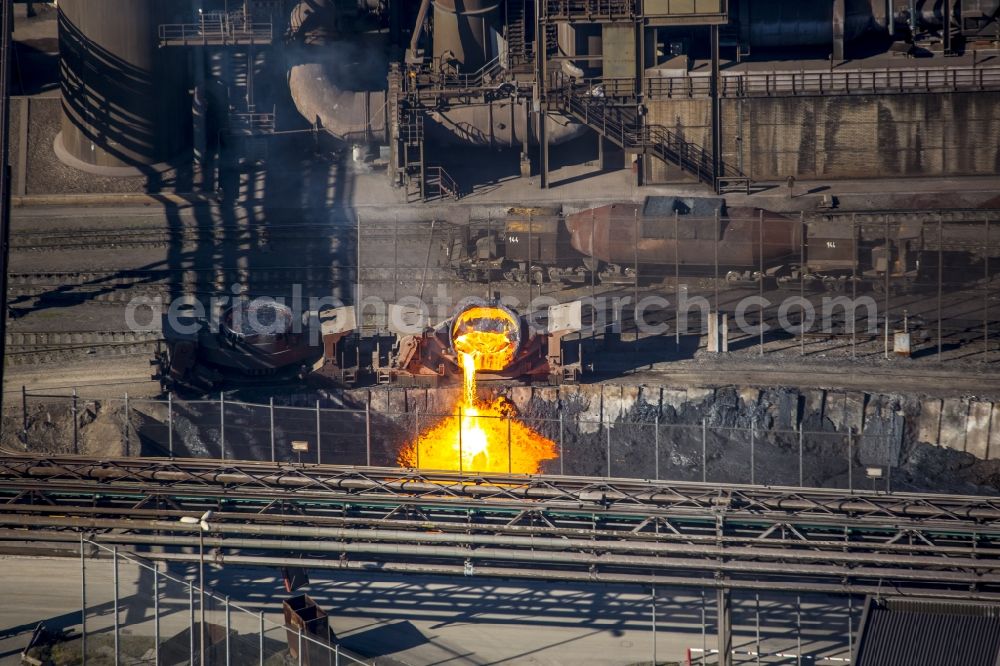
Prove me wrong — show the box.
[1,453,1000,598]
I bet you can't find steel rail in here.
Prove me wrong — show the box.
[102,551,1000,602]
[2,502,995,559]
[11,529,996,587]
[2,515,996,579]
[4,454,1000,596]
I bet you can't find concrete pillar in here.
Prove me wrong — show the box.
[917,398,943,446]
[967,401,993,460]
[708,313,729,353]
[833,0,846,61]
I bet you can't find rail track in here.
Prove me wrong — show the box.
[4,331,162,365]
[9,222,441,252]
[7,266,460,302]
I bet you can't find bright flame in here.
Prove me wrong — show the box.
[398,325,558,474]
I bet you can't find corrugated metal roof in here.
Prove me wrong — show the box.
[856,597,1000,666]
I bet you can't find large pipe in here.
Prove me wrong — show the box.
[287,0,387,142]
[409,0,433,56]
[6,525,997,585]
[55,0,191,174]
[8,457,1000,522]
[287,0,581,147]
[4,507,994,559]
[432,0,501,72]
[3,515,998,568]
[746,0,889,47]
[742,0,999,46]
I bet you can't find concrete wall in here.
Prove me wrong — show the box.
[645,97,712,183]
[356,383,1000,463]
[645,91,1000,183]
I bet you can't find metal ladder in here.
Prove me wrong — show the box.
[398,106,425,202]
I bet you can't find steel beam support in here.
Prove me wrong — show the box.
[716,585,732,666]
[0,0,13,423]
[710,24,721,193]
[113,546,120,666]
[944,0,952,54]
[5,455,1000,523]
[833,0,846,61]
[80,533,87,665]
[153,566,160,666]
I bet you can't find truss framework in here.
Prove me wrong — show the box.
[2,454,999,599]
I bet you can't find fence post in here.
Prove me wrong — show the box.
[507,416,512,474]
[269,397,275,462]
[153,566,160,666]
[755,593,761,666]
[796,594,802,666]
[259,610,265,666]
[558,411,564,476]
[335,643,340,666]
[80,534,87,666]
[123,393,130,457]
[113,546,120,666]
[798,425,804,487]
[701,419,707,483]
[72,388,79,455]
[316,400,322,465]
[415,408,420,469]
[220,392,225,460]
[606,419,612,477]
[189,584,195,666]
[21,385,28,448]
[458,406,464,474]
[848,428,854,494]
[225,595,231,666]
[167,392,173,457]
[750,423,755,485]
[298,627,303,666]
[847,594,854,660]
[365,398,372,466]
[654,416,660,481]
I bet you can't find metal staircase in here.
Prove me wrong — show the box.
[425,166,460,201]
[505,0,532,71]
[397,106,460,202]
[398,105,425,202]
[550,76,750,191]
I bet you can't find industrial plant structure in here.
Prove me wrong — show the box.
[49,0,1000,198]
[5,2,1000,665]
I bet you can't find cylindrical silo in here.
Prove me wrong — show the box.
[55,0,191,174]
[432,0,500,72]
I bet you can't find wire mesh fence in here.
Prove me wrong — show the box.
[19,390,901,493]
[74,538,366,665]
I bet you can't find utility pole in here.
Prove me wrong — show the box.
[0,0,15,434]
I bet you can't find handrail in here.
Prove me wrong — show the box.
[425,166,460,201]
[158,20,272,45]
[406,56,504,94]
[543,0,636,20]
[642,64,1000,99]
[549,72,739,187]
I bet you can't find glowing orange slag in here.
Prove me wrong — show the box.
[397,321,558,474]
